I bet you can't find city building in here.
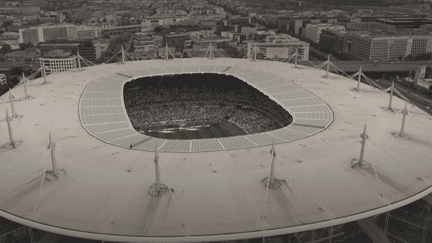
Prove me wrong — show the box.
[376,17,432,29]
[304,23,345,43]
[266,34,299,44]
[39,56,77,74]
[18,27,43,44]
[241,26,257,36]
[344,32,408,61]
[233,33,246,44]
[76,26,101,40]
[164,34,191,51]
[319,29,347,54]
[0,32,19,46]
[101,25,141,37]
[247,41,309,60]
[345,21,397,32]
[344,32,432,61]
[134,34,155,53]
[42,25,76,42]
[39,41,101,62]
[77,40,101,62]
[18,25,78,44]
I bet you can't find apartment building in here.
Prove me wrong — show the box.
[304,23,345,43]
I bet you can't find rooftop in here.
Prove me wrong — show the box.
[1,58,432,242]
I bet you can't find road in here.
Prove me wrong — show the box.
[373,78,432,115]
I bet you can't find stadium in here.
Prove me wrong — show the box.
[1,57,432,243]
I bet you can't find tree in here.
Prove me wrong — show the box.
[1,44,11,54]
[11,67,23,76]
[183,52,188,58]
[154,26,164,33]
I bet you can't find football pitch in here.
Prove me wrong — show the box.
[145,125,234,140]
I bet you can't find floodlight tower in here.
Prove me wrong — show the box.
[154,146,161,192]
[42,62,47,85]
[399,102,408,138]
[8,87,16,118]
[326,55,330,78]
[357,66,362,91]
[46,133,65,180]
[22,73,29,99]
[121,45,125,64]
[5,109,15,148]
[77,51,82,71]
[388,80,395,110]
[269,140,277,184]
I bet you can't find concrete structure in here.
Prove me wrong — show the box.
[2,58,432,243]
[304,23,345,43]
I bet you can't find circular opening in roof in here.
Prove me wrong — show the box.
[123,73,293,140]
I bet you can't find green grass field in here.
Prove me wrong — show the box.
[145,125,234,140]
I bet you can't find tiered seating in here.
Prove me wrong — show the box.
[79,67,333,152]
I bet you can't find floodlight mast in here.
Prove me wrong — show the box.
[42,62,47,84]
[399,102,408,137]
[326,55,330,78]
[23,73,29,99]
[155,146,161,191]
[77,51,82,71]
[269,140,277,184]
[49,133,58,177]
[359,124,368,165]
[357,66,362,91]
[8,87,16,118]
[6,109,15,148]
[121,45,125,64]
[388,80,394,110]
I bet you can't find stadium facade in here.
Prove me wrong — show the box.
[1,58,432,243]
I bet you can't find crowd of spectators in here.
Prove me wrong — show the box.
[123,74,293,134]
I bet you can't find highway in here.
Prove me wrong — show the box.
[373,78,432,115]
[305,60,432,73]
